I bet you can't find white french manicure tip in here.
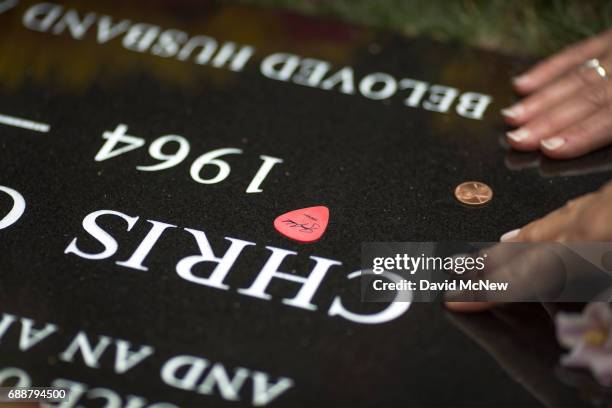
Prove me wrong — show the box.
[501,108,518,118]
[507,128,530,143]
[512,76,529,86]
[500,229,521,242]
[503,105,525,116]
[541,137,565,150]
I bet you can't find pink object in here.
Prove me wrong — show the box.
[556,303,612,386]
[274,206,329,243]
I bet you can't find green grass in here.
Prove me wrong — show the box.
[227,0,612,56]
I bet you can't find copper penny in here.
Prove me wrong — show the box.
[454,181,493,206]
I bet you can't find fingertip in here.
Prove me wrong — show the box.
[501,109,525,126]
[541,137,565,150]
[506,129,539,151]
[501,102,531,126]
[540,137,574,159]
[500,228,521,242]
[512,75,536,94]
[506,128,529,143]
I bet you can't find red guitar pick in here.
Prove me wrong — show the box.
[274,206,329,243]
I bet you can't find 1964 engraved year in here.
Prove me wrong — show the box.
[94,124,284,194]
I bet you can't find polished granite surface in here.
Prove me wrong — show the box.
[1,1,611,406]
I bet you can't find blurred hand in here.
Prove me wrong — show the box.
[502,29,612,159]
[499,180,612,243]
[446,180,612,312]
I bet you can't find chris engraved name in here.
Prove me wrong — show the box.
[373,279,509,291]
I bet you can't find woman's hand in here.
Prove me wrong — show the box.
[446,181,612,312]
[503,29,612,159]
[499,181,612,243]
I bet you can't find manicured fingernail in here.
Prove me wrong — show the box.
[507,128,530,143]
[512,75,531,87]
[541,137,565,150]
[500,229,521,242]
[501,108,518,118]
[501,105,524,118]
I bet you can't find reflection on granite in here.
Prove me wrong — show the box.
[500,134,612,177]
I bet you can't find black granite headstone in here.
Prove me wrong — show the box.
[0,1,609,407]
